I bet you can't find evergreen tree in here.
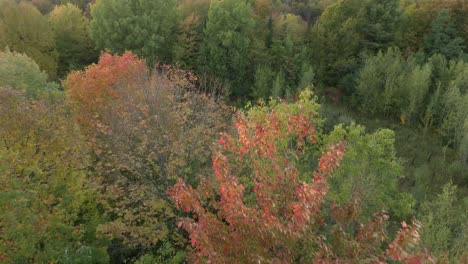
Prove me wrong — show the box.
[174,0,210,69]
[198,0,255,98]
[311,0,400,90]
[424,9,466,60]
[361,0,400,52]
[251,64,273,99]
[90,0,178,65]
[270,13,309,91]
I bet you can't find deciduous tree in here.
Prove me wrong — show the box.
[326,124,414,220]
[48,3,97,77]
[0,50,58,98]
[0,88,108,263]
[0,0,58,79]
[65,52,229,261]
[169,91,434,263]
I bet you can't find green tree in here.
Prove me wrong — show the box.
[0,88,108,263]
[90,0,178,65]
[326,124,414,220]
[354,48,407,116]
[174,0,210,69]
[310,0,363,88]
[424,9,466,60]
[251,64,273,99]
[0,0,58,79]
[440,80,468,148]
[271,72,285,99]
[405,63,432,122]
[311,0,399,89]
[298,63,315,91]
[48,3,97,77]
[419,183,468,262]
[198,0,255,98]
[0,50,57,98]
[360,0,399,52]
[270,13,309,91]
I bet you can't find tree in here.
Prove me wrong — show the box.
[354,48,407,116]
[28,0,95,14]
[251,64,273,99]
[270,13,309,91]
[424,9,466,60]
[310,0,364,89]
[326,124,414,220]
[198,0,255,98]
[169,90,434,263]
[0,49,58,98]
[0,88,108,263]
[65,52,229,261]
[311,0,399,90]
[355,47,437,122]
[405,62,432,121]
[48,3,97,77]
[90,0,178,65]
[360,0,400,52]
[419,183,468,262]
[0,0,58,79]
[174,0,210,69]
[440,78,468,148]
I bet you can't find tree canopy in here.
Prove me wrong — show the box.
[0,0,58,79]
[90,0,178,65]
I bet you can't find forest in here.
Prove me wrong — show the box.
[0,0,467,263]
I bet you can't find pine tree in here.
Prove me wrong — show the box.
[424,9,466,60]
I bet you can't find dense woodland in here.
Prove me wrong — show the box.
[0,0,467,263]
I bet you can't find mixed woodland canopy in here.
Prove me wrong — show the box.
[0,0,467,263]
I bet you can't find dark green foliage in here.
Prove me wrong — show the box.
[311,0,400,89]
[198,0,255,98]
[252,64,273,99]
[424,9,466,60]
[174,0,210,69]
[310,0,363,88]
[90,0,178,65]
[360,0,400,52]
[270,14,309,89]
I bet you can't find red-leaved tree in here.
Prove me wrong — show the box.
[169,90,435,263]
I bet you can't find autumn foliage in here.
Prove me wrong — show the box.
[169,91,435,263]
[64,52,147,125]
[64,52,228,255]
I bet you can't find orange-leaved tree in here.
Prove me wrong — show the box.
[65,52,229,260]
[169,90,435,263]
